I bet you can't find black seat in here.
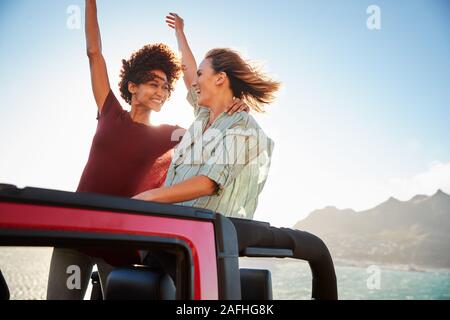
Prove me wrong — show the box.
[90,271,102,300]
[104,266,175,300]
[0,270,10,300]
[240,269,272,300]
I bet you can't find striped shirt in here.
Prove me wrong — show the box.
[164,87,274,219]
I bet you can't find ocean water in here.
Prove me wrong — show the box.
[239,257,450,300]
[0,247,449,300]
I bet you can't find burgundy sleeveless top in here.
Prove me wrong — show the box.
[76,90,184,197]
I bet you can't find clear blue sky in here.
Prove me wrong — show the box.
[1,0,449,227]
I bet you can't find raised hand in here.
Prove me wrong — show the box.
[165,12,184,33]
[166,12,197,90]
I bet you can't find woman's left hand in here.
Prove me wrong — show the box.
[227,97,250,115]
[166,13,184,33]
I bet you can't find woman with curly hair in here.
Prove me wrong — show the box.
[46,1,247,300]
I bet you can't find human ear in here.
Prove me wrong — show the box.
[216,72,227,86]
[128,81,137,94]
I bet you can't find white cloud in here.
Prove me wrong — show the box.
[256,159,450,227]
[387,161,450,199]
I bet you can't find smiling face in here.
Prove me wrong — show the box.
[128,69,169,112]
[193,58,223,107]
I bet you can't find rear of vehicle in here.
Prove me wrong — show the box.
[0,184,337,300]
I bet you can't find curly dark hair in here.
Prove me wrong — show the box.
[119,43,182,104]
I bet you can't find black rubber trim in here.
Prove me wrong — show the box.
[0,184,215,221]
[230,217,338,300]
[213,215,241,300]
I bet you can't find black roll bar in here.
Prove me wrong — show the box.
[230,218,338,300]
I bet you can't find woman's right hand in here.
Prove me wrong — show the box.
[165,13,184,34]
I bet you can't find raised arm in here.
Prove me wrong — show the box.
[166,12,250,114]
[85,0,111,113]
[166,13,197,89]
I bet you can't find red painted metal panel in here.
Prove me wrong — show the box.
[0,202,218,299]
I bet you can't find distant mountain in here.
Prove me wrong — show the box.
[293,190,450,269]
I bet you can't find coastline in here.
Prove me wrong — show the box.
[332,258,450,274]
[0,247,449,300]
[239,256,450,274]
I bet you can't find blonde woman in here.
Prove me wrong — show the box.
[133,13,280,220]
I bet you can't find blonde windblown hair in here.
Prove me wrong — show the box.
[205,48,281,112]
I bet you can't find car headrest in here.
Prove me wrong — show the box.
[104,267,175,300]
[0,270,9,300]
